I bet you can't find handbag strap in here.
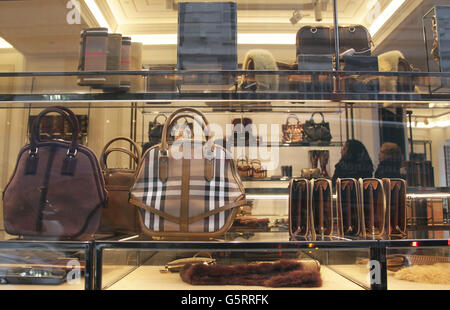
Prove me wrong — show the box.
[285,114,300,125]
[309,112,326,124]
[159,108,214,182]
[30,107,79,155]
[167,113,208,140]
[152,113,167,125]
[100,136,142,171]
[101,148,140,170]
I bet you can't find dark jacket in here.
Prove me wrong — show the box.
[374,158,404,179]
[332,159,373,184]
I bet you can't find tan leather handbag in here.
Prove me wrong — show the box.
[282,114,303,144]
[129,108,247,239]
[98,137,142,235]
[2,106,107,239]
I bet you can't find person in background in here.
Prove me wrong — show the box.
[332,139,374,184]
[375,142,404,179]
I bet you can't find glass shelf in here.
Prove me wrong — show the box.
[0,70,449,107]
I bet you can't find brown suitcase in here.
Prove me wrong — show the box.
[98,137,142,235]
[2,106,107,239]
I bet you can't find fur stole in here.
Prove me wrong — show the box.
[180,259,322,288]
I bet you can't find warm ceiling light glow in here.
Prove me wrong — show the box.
[238,33,296,45]
[131,34,177,45]
[129,33,296,45]
[0,37,12,49]
[369,0,406,36]
[84,0,110,30]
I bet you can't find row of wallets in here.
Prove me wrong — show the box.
[288,177,407,240]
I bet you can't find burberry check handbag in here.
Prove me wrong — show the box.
[129,108,247,239]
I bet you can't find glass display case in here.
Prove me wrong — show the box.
[0,0,449,291]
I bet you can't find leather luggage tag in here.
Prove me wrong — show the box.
[160,253,216,273]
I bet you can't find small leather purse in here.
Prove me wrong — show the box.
[98,137,142,235]
[310,178,334,238]
[282,114,303,144]
[382,178,407,238]
[359,178,386,238]
[288,178,312,239]
[336,178,362,237]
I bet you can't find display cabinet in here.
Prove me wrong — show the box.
[0,0,449,291]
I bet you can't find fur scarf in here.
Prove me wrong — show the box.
[180,259,322,288]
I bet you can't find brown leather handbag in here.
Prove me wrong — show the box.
[98,137,142,235]
[282,114,303,144]
[129,108,247,239]
[359,178,386,238]
[2,106,107,239]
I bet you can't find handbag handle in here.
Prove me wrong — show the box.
[159,108,214,182]
[100,136,142,171]
[309,112,326,124]
[285,114,300,125]
[101,148,139,170]
[152,113,167,125]
[167,113,209,140]
[160,108,211,153]
[30,107,79,155]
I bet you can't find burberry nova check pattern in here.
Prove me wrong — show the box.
[130,142,245,236]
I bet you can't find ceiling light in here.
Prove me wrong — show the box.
[238,33,295,45]
[84,0,110,30]
[0,37,12,49]
[131,34,177,45]
[369,0,406,36]
[130,33,297,45]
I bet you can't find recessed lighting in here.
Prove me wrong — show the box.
[84,0,110,30]
[129,33,296,45]
[369,0,406,36]
[0,37,12,49]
